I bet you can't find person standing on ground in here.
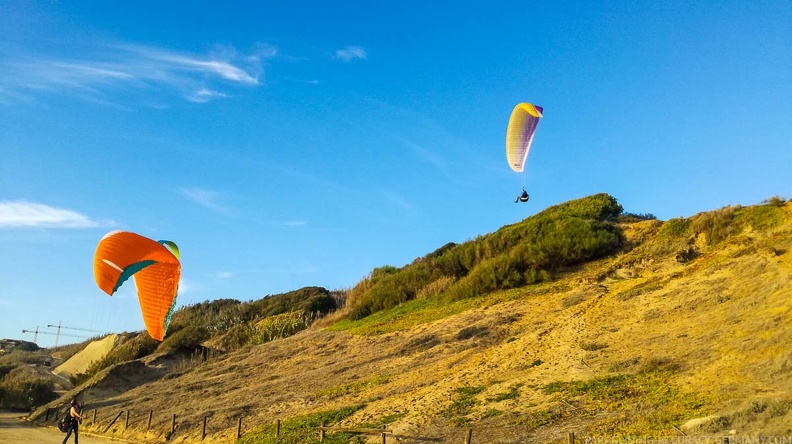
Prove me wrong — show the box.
[62,398,83,444]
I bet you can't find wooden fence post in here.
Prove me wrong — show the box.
[147,410,153,431]
[381,424,387,444]
[275,419,280,436]
[568,432,575,443]
[319,421,326,442]
[237,417,243,439]
[45,408,50,421]
[465,428,473,444]
[103,411,124,433]
[125,410,130,430]
[202,416,207,440]
[92,409,97,424]
[171,413,176,436]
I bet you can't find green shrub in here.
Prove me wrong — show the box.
[618,212,657,223]
[218,324,255,351]
[688,201,788,246]
[158,325,211,352]
[348,264,433,320]
[220,312,319,351]
[734,204,786,232]
[767,399,791,417]
[345,194,626,318]
[539,193,624,221]
[168,287,335,336]
[675,246,698,263]
[691,206,737,245]
[762,195,787,207]
[255,312,317,343]
[249,287,336,319]
[0,369,57,409]
[0,365,13,380]
[416,276,455,299]
[659,218,690,238]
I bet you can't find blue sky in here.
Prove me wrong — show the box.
[1,1,790,347]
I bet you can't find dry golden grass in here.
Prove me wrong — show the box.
[29,202,792,443]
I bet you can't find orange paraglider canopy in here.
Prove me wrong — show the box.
[93,231,181,341]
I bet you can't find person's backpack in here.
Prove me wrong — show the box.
[57,409,71,432]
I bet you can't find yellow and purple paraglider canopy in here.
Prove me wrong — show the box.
[506,102,543,173]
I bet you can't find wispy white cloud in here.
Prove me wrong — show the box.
[334,46,367,62]
[281,221,307,226]
[177,187,227,212]
[186,88,230,103]
[400,138,446,171]
[381,191,414,212]
[0,42,273,104]
[211,271,233,279]
[0,200,108,228]
[128,46,259,85]
[177,278,192,295]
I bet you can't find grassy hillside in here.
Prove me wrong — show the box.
[13,194,792,443]
[342,193,628,320]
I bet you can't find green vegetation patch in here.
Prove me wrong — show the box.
[688,202,788,246]
[482,408,504,418]
[543,366,712,437]
[486,383,523,402]
[0,365,13,380]
[237,405,366,444]
[145,286,337,354]
[658,217,691,239]
[517,408,565,429]
[316,374,392,398]
[378,411,408,424]
[158,325,210,352]
[697,399,792,434]
[168,286,335,339]
[733,204,787,232]
[330,289,479,335]
[221,311,319,352]
[0,366,57,409]
[440,386,486,427]
[330,283,557,336]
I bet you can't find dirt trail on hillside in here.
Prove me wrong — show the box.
[0,411,131,444]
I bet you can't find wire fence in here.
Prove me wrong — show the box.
[41,407,792,443]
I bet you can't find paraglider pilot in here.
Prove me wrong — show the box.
[515,189,529,203]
